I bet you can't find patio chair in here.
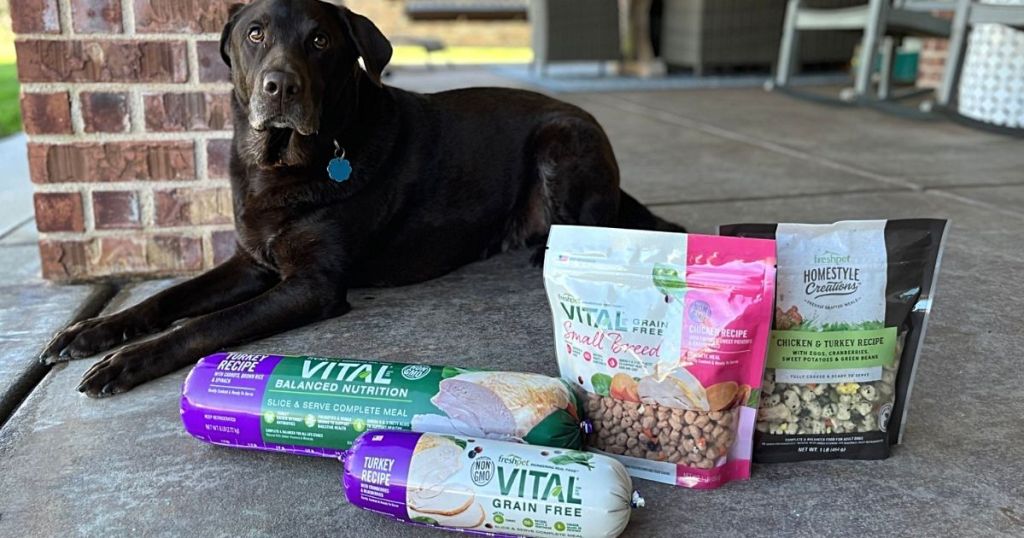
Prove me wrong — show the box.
[937,0,1024,108]
[660,0,862,76]
[773,0,953,99]
[529,0,622,75]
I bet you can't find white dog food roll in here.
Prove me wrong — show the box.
[342,431,644,538]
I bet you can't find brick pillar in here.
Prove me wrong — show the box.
[915,11,954,90]
[13,0,239,281]
[917,38,950,90]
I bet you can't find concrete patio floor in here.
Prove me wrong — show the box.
[1,69,1023,537]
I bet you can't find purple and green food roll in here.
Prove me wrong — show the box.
[180,352,587,456]
[343,430,642,538]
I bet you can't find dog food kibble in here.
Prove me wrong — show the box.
[721,219,948,462]
[755,337,902,436]
[585,394,737,469]
[545,226,776,489]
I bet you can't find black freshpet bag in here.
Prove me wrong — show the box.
[719,219,948,462]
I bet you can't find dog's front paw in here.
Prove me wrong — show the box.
[530,246,547,268]
[76,340,175,398]
[40,314,146,365]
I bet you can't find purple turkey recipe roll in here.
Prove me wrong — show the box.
[342,430,642,538]
[180,352,587,457]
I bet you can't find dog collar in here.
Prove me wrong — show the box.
[328,140,353,183]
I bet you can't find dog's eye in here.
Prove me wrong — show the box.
[248,26,265,44]
[312,33,329,50]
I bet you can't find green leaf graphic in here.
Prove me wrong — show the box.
[652,263,687,297]
[550,455,574,465]
[441,366,466,379]
[412,516,439,526]
[591,373,612,397]
[550,451,595,469]
[442,435,468,450]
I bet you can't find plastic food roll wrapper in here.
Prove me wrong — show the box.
[342,430,644,538]
[181,352,589,456]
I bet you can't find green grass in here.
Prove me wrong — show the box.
[0,6,19,138]
[0,63,20,138]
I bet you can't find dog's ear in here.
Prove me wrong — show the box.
[338,8,393,87]
[220,3,248,68]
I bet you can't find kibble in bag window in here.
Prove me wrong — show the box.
[544,226,776,489]
[720,219,948,462]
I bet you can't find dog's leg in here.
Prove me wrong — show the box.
[530,246,547,268]
[40,254,279,364]
[76,275,350,397]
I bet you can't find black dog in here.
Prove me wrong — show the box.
[41,0,683,397]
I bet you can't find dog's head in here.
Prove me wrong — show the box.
[221,0,392,168]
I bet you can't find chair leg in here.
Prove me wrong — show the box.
[938,0,972,107]
[878,37,895,100]
[775,0,803,88]
[855,0,888,97]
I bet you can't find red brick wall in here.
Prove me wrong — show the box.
[15,0,529,281]
[915,10,953,90]
[14,0,239,281]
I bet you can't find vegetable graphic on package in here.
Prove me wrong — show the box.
[652,264,686,298]
[549,451,595,470]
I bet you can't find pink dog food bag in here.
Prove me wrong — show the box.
[544,226,776,489]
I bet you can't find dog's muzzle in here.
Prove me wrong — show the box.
[249,69,318,135]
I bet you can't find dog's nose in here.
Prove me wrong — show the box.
[262,71,301,100]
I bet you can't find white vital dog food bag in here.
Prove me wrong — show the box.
[543,225,777,489]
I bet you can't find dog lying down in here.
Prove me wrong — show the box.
[41,0,685,397]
